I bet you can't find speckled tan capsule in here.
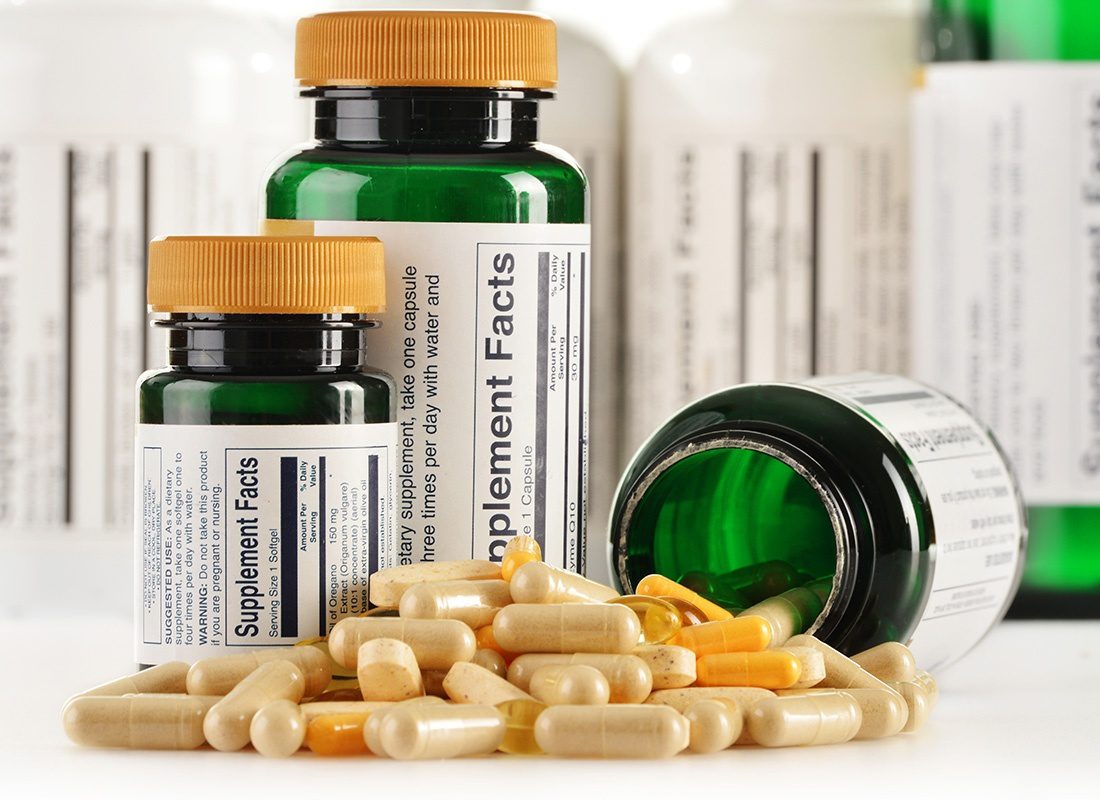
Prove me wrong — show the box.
[748,693,863,747]
[328,617,477,670]
[363,696,447,756]
[187,646,331,698]
[249,699,306,758]
[890,680,932,732]
[62,694,218,749]
[534,705,690,759]
[777,688,908,739]
[780,646,826,689]
[399,579,513,629]
[785,634,903,701]
[683,700,742,753]
[369,560,502,608]
[529,664,610,706]
[472,648,508,678]
[508,561,620,604]
[493,603,641,654]
[380,704,506,760]
[75,662,189,698]
[357,638,424,701]
[507,653,653,703]
[633,645,696,689]
[203,660,305,752]
[443,661,534,705]
[851,642,917,683]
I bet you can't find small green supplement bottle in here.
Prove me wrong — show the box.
[609,374,1027,669]
[135,236,395,664]
[915,0,1100,617]
[264,11,590,572]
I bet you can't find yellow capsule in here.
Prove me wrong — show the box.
[633,644,697,689]
[890,680,932,732]
[74,662,189,698]
[635,574,733,622]
[305,712,372,755]
[493,603,641,654]
[501,534,542,581]
[711,560,801,605]
[356,638,424,702]
[507,653,653,703]
[249,699,306,758]
[328,617,476,671]
[534,705,689,759]
[187,646,331,698]
[62,695,217,749]
[912,669,939,709]
[509,561,620,604]
[529,664,610,706]
[475,624,519,663]
[777,688,908,739]
[471,648,508,678]
[684,699,742,753]
[696,651,802,689]
[369,559,502,608]
[657,596,709,627]
[399,579,513,629]
[739,587,823,646]
[300,700,392,722]
[203,660,306,752]
[363,696,447,756]
[781,646,827,689]
[442,661,535,706]
[608,595,682,645]
[749,693,862,747]
[785,635,903,701]
[671,615,771,656]
[380,704,506,761]
[851,642,917,683]
[496,698,547,755]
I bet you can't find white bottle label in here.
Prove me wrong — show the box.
[914,63,1100,508]
[627,137,910,456]
[810,374,1025,669]
[268,220,591,573]
[134,423,396,664]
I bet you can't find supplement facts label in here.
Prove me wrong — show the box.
[265,220,590,574]
[135,423,396,664]
[914,64,1100,507]
[811,374,1025,669]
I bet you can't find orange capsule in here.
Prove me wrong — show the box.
[501,535,542,581]
[305,713,372,756]
[696,651,802,689]
[635,574,733,622]
[671,615,771,656]
[475,625,520,663]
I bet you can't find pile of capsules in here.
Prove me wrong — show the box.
[62,536,937,759]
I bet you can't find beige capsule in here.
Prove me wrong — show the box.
[890,680,932,732]
[534,705,689,759]
[300,700,393,723]
[748,694,863,747]
[203,660,306,752]
[328,617,476,670]
[777,688,908,739]
[634,645,696,689]
[781,646,826,689]
[738,587,821,646]
[369,560,502,608]
[62,694,218,749]
[785,634,903,701]
[493,603,641,654]
[399,579,513,629]
[507,653,653,703]
[912,670,939,709]
[529,664,610,706]
[443,661,535,705]
[380,703,505,760]
[851,642,917,683]
[644,686,775,714]
[683,700,742,753]
[357,638,424,702]
[187,646,331,698]
[363,696,447,756]
[249,699,306,758]
[508,561,620,604]
[472,648,508,678]
[75,662,189,698]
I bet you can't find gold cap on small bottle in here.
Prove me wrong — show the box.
[295,10,557,89]
[147,236,385,314]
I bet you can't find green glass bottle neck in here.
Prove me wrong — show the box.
[927,0,1100,61]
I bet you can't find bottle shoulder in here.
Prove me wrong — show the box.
[138,368,394,393]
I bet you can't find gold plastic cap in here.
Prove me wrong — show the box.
[295,10,557,89]
[147,236,386,314]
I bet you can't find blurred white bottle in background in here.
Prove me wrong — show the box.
[0,0,300,615]
[624,0,916,458]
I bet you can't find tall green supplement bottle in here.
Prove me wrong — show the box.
[915,0,1100,616]
[265,11,590,572]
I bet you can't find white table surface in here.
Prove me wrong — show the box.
[2,618,1097,799]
